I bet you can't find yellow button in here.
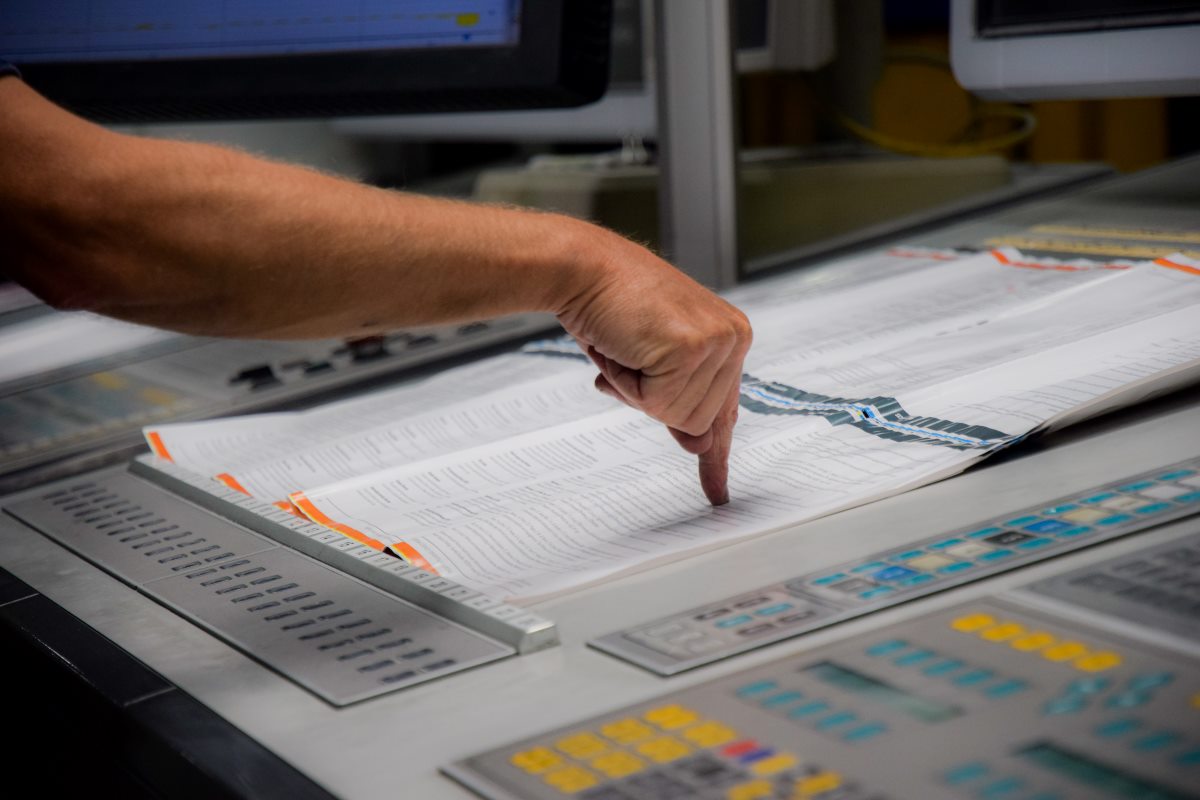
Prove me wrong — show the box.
[1191,693,1200,709]
[555,732,608,760]
[980,622,1026,642]
[683,721,738,748]
[600,718,654,744]
[590,750,645,779]
[636,735,692,763]
[1010,631,1056,652]
[795,771,843,797]
[727,779,774,800]
[543,765,599,793]
[510,747,562,774]
[951,613,996,632]
[1042,641,1089,662]
[751,753,798,776]
[1063,508,1106,523]
[1074,651,1122,672]
[644,704,700,730]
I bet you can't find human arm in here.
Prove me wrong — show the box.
[0,76,751,503]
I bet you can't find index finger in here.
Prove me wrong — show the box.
[697,383,741,505]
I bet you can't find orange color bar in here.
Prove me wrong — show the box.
[146,431,173,461]
[273,500,303,517]
[290,491,385,551]
[1154,257,1200,276]
[990,249,1128,272]
[390,541,439,575]
[215,472,250,496]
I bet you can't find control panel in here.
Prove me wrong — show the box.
[449,593,1200,800]
[592,459,1200,674]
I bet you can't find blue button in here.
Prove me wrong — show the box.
[1133,731,1183,752]
[897,573,935,587]
[755,603,795,616]
[788,701,831,718]
[1043,504,1078,514]
[893,550,925,561]
[1178,491,1200,503]
[894,649,935,667]
[859,586,896,600]
[843,722,888,742]
[737,747,775,765]
[1173,748,1200,766]
[1004,515,1039,527]
[966,527,1003,539]
[939,562,974,574]
[736,680,779,697]
[866,639,908,657]
[815,711,858,730]
[955,670,995,687]
[1095,718,1141,738]
[1106,692,1151,709]
[1097,514,1133,526]
[761,690,805,709]
[851,561,888,574]
[1043,696,1087,715]
[928,538,963,550]
[1135,502,1172,515]
[1023,519,1073,534]
[943,762,989,785]
[978,549,1014,562]
[1068,677,1112,694]
[1082,492,1117,504]
[980,777,1025,798]
[1017,537,1053,549]
[1118,481,1155,492]
[1057,526,1092,537]
[873,565,921,582]
[985,679,1029,699]
[1128,672,1174,691]
[812,573,847,586]
[716,614,754,628]
[1159,469,1196,480]
[923,659,965,677]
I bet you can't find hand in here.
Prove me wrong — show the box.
[554,226,752,505]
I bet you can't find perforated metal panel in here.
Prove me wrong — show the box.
[4,469,514,705]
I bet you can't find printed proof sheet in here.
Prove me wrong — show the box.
[147,248,1200,602]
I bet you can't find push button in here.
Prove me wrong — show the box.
[543,764,598,793]
[1074,651,1122,672]
[951,613,995,632]
[511,747,563,774]
[589,751,644,779]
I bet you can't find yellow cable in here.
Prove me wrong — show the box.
[835,105,1037,158]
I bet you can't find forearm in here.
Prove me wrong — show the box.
[2,78,601,338]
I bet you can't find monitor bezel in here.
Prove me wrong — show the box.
[10,0,611,122]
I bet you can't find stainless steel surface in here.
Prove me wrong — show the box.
[1,388,1196,798]
[654,0,740,289]
[133,455,559,654]
[2,467,514,706]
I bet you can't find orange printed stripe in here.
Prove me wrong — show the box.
[290,491,385,551]
[390,541,439,575]
[1154,257,1200,276]
[146,431,173,461]
[990,249,1128,272]
[215,472,250,495]
[273,500,303,517]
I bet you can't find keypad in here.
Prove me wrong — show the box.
[595,457,1200,675]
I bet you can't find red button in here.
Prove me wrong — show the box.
[721,739,760,757]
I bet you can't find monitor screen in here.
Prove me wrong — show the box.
[0,0,611,121]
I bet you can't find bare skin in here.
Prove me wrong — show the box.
[0,76,752,504]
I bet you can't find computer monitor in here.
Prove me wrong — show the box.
[0,0,611,122]
[951,0,1200,100]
